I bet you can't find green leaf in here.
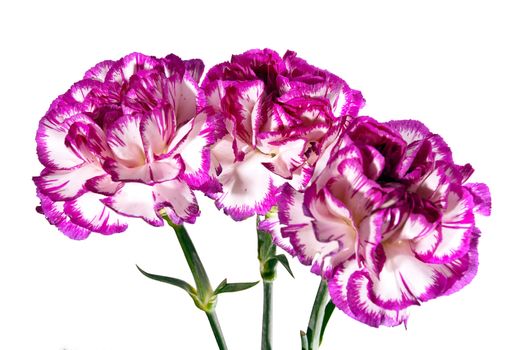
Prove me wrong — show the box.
[136,265,196,296]
[214,278,228,293]
[274,254,294,278]
[214,279,260,295]
[320,300,336,344]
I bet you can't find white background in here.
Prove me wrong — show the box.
[0,1,520,349]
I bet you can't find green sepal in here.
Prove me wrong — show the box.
[300,330,309,350]
[214,278,260,295]
[257,225,276,262]
[136,265,196,296]
[257,212,294,280]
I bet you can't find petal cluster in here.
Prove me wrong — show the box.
[201,49,364,220]
[34,53,213,239]
[275,117,491,327]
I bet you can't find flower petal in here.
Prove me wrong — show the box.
[428,186,475,263]
[85,174,123,196]
[260,137,307,180]
[36,107,91,169]
[140,106,176,159]
[106,114,146,167]
[306,188,358,277]
[175,111,215,188]
[374,243,447,304]
[329,260,409,327]
[411,165,450,207]
[278,185,315,262]
[153,180,200,224]
[104,155,184,185]
[222,80,265,145]
[84,60,114,82]
[37,191,91,240]
[64,192,128,234]
[175,75,202,127]
[442,228,480,296]
[465,183,491,216]
[335,158,383,223]
[408,213,442,261]
[102,182,163,226]
[386,119,430,145]
[106,52,161,83]
[184,59,205,82]
[214,150,278,221]
[33,163,104,201]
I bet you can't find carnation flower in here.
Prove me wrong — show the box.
[201,49,364,220]
[34,53,213,239]
[275,117,491,327]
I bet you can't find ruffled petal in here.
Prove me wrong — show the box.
[106,52,161,83]
[428,186,475,263]
[63,79,103,106]
[286,163,314,191]
[386,119,430,145]
[329,260,409,327]
[175,74,202,126]
[36,107,91,169]
[309,188,357,274]
[101,180,198,226]
[106,114,146,167]
[65,120,111,159]
[258,212,296,256]
[374,243,447,304]
[84,60,114,82]
[33,163,104,201]
[37,191,91,240]
[335,158,383,223]
[260,137,307,180]
[442,228,480,296]
[153,180,200,224]
[465,183,491,216]
[140,106,176,159]
[184,59,205,83]
[411,165,450,207]
[221,80,265,145]
[85,174,123,196]
[104,155,184,185]
[102,182,164,226]
[175,111,215,188]
[214,150,278,220]
[277,185,316,262]
[64,192,128,234]
[408,213,442,261]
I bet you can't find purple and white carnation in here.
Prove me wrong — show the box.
[201,49,364,220]
[275,117,491,327]
[34,52,214,239]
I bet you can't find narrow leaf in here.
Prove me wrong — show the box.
[214,280,260,295]
[215,278,228,292]
[275,254,295,278]
[136,265,196,295]
[320,301,336,344]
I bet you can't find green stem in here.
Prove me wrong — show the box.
[257,214,278,350]
[167,221,212,301]
[261,281,273,350]
[306,279,330,350]
[164,218,228,350]
[206,310,228,350]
